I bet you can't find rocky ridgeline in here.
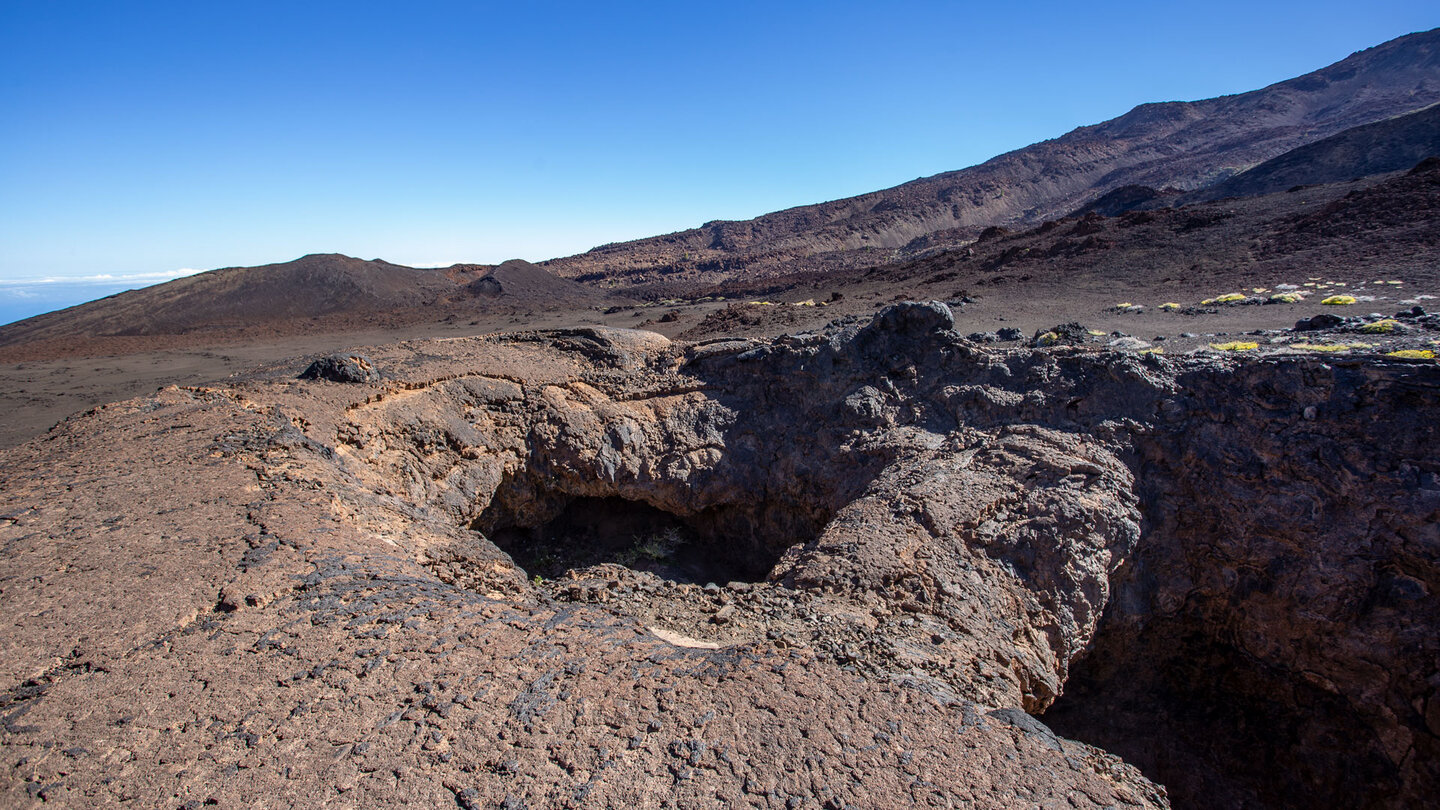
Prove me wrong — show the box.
[0,303,1435,808]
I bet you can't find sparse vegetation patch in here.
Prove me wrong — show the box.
[1360,319,1400,333]
[1289,342,1349,352]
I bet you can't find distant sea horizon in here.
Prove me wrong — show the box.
[0,270,203,328]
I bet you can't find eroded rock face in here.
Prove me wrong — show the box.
[1,305,1436,808]
[1049,360,1440,808]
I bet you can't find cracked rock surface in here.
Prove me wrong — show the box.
[1,303,1436,808]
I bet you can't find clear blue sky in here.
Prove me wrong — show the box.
[1,0,1435,320]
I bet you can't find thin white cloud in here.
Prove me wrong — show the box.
[0,268,206,288]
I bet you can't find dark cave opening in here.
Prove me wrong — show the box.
[1043,619,1402,810]
[477,495,795,586]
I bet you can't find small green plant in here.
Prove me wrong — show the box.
[1211,341,1259,351]
[636,528,682,561]
[1269,292,1303,304]
[1360,319,1399,334]
[1321,295,1357,305]
[1159,302,1181,311]
[1035,331,1060,347]
[617,527,684,567]
[531,574,544,587]
[1386,349,1435,359]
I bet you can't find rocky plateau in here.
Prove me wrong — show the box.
[2,303,1436,808]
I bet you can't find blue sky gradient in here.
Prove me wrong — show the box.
[1,1,1436,323]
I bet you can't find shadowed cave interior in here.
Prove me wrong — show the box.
[476,495,804,586]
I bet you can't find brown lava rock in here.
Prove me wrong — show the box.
[1,303,1437,808]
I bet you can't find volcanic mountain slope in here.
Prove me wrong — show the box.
[0,255,628,354]
[3,30,1436,354]
[892,156,1440,300]
[0,254,450,342]
[1190,101,1440,201]
[444,258,613,308]
[541,28,1440,286]
[1062,99,1440,220]
[667,156,1440,344]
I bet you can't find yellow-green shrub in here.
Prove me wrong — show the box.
[1321,295,1357,305]
[1202,293,1246,305]
[1211,341,1259,351]
[1386,349,1435,359]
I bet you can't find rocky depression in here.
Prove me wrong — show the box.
[0,303,1435,809]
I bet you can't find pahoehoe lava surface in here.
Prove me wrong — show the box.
[1,304,1436,808]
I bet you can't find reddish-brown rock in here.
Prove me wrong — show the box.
[2,305,1437,808]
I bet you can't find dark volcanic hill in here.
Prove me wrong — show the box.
[1192,101,1440,201]
[541,28,1440,286]
[446,258,611,308]
[0,254,627,353]
[0,254,451,343]
[877,157,1440,301]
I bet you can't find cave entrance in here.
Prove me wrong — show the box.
[480,496,788,586]
[1042,617,1402,810]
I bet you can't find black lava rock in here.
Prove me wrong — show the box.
[299,354,381,383]
[1294,313,1345,332]
[866,301,955,336]
[1032,322,1091,347]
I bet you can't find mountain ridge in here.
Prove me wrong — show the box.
[0,253,619,348]
[539,27,1440,285]
[1189,101,1440,201]
[3,28,1437,348]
